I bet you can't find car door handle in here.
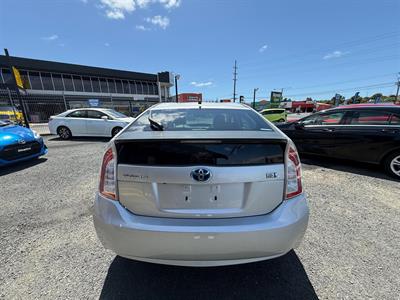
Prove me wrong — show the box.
[381,128,399,133]
[322,128,335,132]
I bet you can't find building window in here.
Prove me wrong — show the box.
[136,81,144,94]
[82,76,92,93]
[52,74,64,90]
[1,68,12,84]
[91,77,101,92]
[62,74,75,91]
[115,80,123,93]
[28,71,43,90]
[18,70,31,89]
[107,79,116,93]
[99,78,108,93]
[129,81,136,94]
[73,75,83,92]
[122,80,130,94]
[41,72,54,90]
[154,83,159,95]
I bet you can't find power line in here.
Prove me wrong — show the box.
[238,54,400,81]
[231,82,396,100]
[284,82,396,98]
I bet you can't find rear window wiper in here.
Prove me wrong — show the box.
[148,118,164,131]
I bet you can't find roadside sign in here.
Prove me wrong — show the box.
[88,99,100,107]
[270,91,283,103]
[12,67,24,89]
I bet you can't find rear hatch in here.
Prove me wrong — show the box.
[116,137,287,218]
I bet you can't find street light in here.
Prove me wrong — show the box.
[175,74,180,103]
[252,88,259,109]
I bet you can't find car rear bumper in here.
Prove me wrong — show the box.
[93,193,309,267]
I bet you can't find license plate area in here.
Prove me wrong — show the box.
[158,183,244,210]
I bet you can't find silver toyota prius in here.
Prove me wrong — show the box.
[93,102,309,267]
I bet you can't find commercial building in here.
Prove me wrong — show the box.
[0,55,173,121]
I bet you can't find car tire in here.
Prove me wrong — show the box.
[112,127,122,137]
[57,126,72,140]
[383,151,400,179]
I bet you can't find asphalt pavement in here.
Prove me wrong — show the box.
[0,136,399,299]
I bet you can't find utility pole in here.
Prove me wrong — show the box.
[232,60,237,102]
[174,74,180,103]
[3,48,30,128]
[252,88,259,109]
[396,73,400,102]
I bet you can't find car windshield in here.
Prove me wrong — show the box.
[128,108,272,131]
[105,109,128,118]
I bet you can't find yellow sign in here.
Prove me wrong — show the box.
[12,66,24,89]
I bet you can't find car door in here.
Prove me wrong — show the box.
[86,110,109,136]
[332,109,400,163]
[65,110,88,136]
[289,110,347,156]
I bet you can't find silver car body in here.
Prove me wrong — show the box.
[93,102,309,267]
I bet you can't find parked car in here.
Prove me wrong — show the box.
[260,108,287,123]
[93,102,309,267]
[276,103,400,178]
[48,108,134,139]
[0,120,47,167]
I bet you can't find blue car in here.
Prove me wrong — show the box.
[0,120,48,167]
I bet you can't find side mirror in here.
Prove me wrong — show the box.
[101,116,109,121]
[294,122,304,129]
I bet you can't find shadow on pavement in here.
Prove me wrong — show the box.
[0,157,47,176]
[301,155,399,182]
[100,251,318,300]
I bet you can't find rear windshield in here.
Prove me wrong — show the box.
[117,140,285,166]
[127,108,272,131]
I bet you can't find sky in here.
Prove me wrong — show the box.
[1,0,399,102]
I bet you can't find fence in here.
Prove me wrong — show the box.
[0,88,157,134]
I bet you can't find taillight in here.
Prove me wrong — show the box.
[99,148,117,200]
[285,144,303,199]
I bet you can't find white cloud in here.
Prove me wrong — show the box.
[136,25,151,31]
[145,15,170,29]
[104,42,110,46]
[323,50,349,60]
[97,0,181,19]
[190,81,213,87]
[42,34,59,41]
[100,0,136,19]
[137,0,151,7]
[259,44,268,53]
[159,0,181,9]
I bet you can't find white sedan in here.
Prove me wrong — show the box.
[48,108,134,139]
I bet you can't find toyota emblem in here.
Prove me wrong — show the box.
[191,168,211,182]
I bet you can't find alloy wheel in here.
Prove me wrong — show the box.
[390,155,400,177]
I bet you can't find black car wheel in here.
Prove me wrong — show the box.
[112,127,122,137]
[384,151,400,179]
[57,126,72,140]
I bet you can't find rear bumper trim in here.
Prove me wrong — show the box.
[93,193,309,266]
